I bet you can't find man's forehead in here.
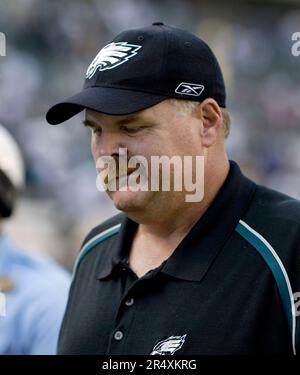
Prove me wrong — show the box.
[85,108,161,127]
[84,100,172,125]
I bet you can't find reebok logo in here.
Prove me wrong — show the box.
[175,82,204,96]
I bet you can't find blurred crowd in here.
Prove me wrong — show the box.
[0,0,299,269]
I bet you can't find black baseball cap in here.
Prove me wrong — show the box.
[46,22,226,125]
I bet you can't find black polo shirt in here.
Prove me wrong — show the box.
[58,161,300,355]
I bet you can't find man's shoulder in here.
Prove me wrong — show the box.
[81,212,126,249]
[251,184,300,225]
[240,183,300,265]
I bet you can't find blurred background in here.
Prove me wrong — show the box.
[0,0,299,270]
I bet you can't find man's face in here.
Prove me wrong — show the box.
[84,100,205,218]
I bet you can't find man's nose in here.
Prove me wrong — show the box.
[93,130,125,158]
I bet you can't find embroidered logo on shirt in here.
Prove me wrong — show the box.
[150,334,187,355]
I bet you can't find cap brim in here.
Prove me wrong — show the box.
[46,86,168,125]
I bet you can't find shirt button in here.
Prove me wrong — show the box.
[114,331,123,341]
[125,298,134,307]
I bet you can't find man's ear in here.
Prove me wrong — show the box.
[195,99,222,148]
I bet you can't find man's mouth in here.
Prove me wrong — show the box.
[103,166,137,188]
[116,166,136,180]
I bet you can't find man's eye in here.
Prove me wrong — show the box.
[121,125,142,134]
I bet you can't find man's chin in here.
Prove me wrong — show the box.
[108,189,150,213]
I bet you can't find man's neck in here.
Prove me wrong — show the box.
[127,158,230,277]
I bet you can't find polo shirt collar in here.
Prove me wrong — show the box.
[97,161,257,281]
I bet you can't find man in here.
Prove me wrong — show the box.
[0,124,70,354]
[46,23,300,355]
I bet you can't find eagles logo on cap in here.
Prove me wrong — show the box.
[86,42,142,79]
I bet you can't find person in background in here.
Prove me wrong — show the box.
[0,124,70,354]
